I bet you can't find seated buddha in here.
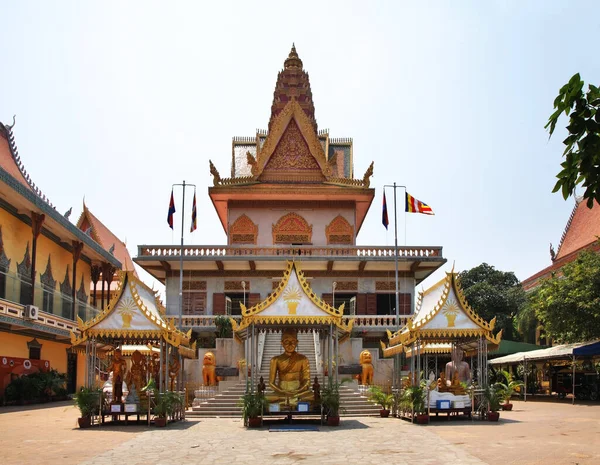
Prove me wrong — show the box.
[267,328,313,408]
[449,371,466,395]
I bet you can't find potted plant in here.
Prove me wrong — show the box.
[152,391,182,427]
[483,385,502,421]
[368,385,394,417]
[400,383,428,424]
[74,386,101,428]
[321,378,350,426]
[238,391,266,427]
[495,370,524,411]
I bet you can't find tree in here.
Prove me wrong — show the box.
[458,263,527,340]
[530,249,600,343]
[546,73,600,208]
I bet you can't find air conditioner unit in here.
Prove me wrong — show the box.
[24,305,39,320]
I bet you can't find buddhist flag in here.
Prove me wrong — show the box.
[167,189,176,229]
[382,191,389,229]
[405,192,434,215]
[190,190,197,233]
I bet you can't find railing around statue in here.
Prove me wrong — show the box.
[138,244,443,259]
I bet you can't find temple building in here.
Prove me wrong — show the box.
[522,197,600,344]
[135,46,446,377]
[0,120,132,396]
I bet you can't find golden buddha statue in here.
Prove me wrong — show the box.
[169,355,180,391]
[359,350,374,385]
[267,328,313,407]
[202,352,217,386]
[437,371,449,392]
[449,371,466,395]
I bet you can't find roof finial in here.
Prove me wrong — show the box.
[284,43,302,69]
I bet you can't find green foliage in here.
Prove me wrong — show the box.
[494,370,524,403]
[458,263,527,340]
[154,391,183,418]
[367,385,394,410]
[530,249,600,343]
[399,383,427,414]
[515,363,539,394]
[5,375,41,402]
[320,378,351,417]
[238,392,266,422]
[546,73,600,207]
[214,315,233,338]
[482,385,503,412]
[74,386,101,418]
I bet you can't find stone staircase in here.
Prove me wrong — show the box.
[188,331,380,418]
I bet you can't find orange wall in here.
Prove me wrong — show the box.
[0,207,91,300]
[0,331,70,373]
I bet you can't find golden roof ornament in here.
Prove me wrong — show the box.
[284,43,303,69]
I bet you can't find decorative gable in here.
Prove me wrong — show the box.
[326,215,354,244]
[259,119,324,183]
[229,214,258,244]
[272,212,312,244]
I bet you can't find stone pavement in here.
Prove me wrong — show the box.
[79,417,485,465]
[1,399,599,465]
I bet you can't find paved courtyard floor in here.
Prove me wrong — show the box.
[0,399,598,465]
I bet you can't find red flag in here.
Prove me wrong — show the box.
[167,189,176,229]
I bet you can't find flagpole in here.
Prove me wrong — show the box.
[171,180,196,330]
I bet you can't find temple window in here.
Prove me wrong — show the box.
[0,226,11,299]
[27,338,42,360]
[183,281,207,315]
[376,293,411,315]
[40,256,56,315]
[17,244,32,306]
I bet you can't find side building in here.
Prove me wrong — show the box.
[135,46,446,357]
[0,120,130,397]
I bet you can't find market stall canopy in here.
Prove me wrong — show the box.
[489,340,600,365]
[381,270,502,357]
[70,271,195,358]
[231,260,353,340]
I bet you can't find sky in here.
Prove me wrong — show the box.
[1,1,599,293]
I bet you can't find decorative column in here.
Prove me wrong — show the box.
[71,241,83,320]
[30,212,45,304]
[90,265,101,307]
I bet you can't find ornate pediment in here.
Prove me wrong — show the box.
[325,215,354,245]
[272,212,312,244]
[229,214,258,244]
[254,99,331,180]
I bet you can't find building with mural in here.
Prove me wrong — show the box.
[135,46,446,384]
[0,120,133,397]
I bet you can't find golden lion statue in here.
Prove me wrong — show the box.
[202,352,217,386]
[359,350,374,385]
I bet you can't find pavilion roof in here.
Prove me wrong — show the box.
[70,271,195,358]
[231,260,353,339]
[381,269,502,357]
[555,197,600,260]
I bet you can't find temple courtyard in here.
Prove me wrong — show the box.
[1,400,598,465]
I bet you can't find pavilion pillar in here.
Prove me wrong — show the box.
[71,241,83,320]
[30,212,45,305]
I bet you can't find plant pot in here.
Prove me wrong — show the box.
[380,409,390,418]
[327,415,340,426]
[501,403,513,411]
[247,417,262,428]
[487,411,500,422]
[155,417,167,427]
[78,417,92,428]
[415,414,429,424]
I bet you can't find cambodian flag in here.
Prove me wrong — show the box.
[382,191,389,229]
[167,189,176,229]
[190,190,197,233]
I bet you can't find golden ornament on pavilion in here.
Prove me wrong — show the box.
[283,285,302,315]
[116,297,137,328]
[442,297,460,327]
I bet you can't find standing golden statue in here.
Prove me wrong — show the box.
[169,355,181,391]
[267,328,313,407]
[359,350,374,385]
[126,350,147,397]
[110,349,126,403]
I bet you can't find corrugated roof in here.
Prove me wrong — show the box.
[489,340,600,364]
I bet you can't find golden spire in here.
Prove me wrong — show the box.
[284,43,303,69]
